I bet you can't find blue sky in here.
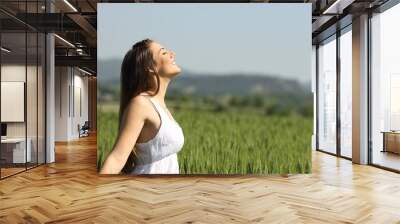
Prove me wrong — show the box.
[98,3,311,83]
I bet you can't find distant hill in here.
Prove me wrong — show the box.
[97,59,311,102]
[168,74,309,97]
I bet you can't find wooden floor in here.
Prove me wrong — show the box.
[1,134,400,223]
[1,163,44,178]
[373,151,400,171]
[1,167,26,178]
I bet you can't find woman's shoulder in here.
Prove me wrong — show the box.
[119,95,153,127]
[128,94,152,109]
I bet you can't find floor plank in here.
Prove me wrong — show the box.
[0,134,399,223]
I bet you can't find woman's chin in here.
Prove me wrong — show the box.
[174,68,182,76]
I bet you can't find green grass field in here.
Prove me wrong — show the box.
[97,101,312,174]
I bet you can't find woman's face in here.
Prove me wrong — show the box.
[149,42,181,78]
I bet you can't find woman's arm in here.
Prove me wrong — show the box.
[99,97,148,174]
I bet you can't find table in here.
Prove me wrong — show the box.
[381,131,400,154]
[1,138,32,163]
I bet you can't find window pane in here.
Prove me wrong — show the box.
[340,28,352,158]
[38,32,45,165]
[318,36,337,154]
[27,31,38,169]
[1,31,27,177]
[371,4,400,171]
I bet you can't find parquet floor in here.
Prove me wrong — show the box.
[1,134,400,223]
[1,167,26,178]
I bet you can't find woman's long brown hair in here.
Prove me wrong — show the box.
[119,38,160,173]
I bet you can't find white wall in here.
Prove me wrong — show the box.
[55,66,70,141]
[1,65,26,132]
[71,70,89,139]
[54,67,89,141]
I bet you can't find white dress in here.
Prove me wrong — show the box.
[131,96,185,174]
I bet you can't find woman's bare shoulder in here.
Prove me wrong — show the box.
[124,95,152,119]
[127,95,151,110]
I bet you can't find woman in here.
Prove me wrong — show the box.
[99,39,184,174]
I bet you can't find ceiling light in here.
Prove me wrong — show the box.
[76,48,85,55]
[54,34,75,48]
[322,0,355,15]
[63,0,78,12]
[1,47,11,53]
[78,67,92,76]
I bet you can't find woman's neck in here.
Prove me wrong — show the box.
[149,77,170,106]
